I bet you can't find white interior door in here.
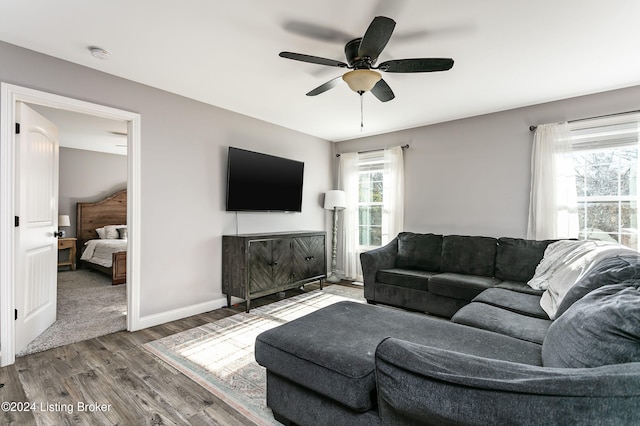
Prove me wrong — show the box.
[14,102,59,354]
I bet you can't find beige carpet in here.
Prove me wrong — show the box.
[144,285,365,426]
[17,269,127,357]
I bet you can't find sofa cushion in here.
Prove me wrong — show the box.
[542,282,640,368]
[428,273,500,301]
[376,268,436,291]
[396,232,443,272]
[255,301,543,412]
[440,235,497,277]
[554,254,640,318]
[495,237,555,282]
[494,280,545,296]
[451,302,551,345]
[472,288,549,319]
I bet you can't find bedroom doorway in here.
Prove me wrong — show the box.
[0,83,141,367]
[16,104,129,357]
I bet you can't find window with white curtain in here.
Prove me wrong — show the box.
[339,146,404,281]
[569,114,639,249]
[358,151,385,248]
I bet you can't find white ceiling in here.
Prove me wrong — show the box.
[2,0,640,142]
[30,105,128,156]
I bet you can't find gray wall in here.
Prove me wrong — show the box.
[335,85,640,239]
[0,41,333,318]
[58,147,127,238]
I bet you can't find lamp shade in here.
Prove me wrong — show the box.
[58,215,71,227]
[342,69,382,93]
[324,190,346,210]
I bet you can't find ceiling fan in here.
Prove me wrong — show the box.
[280,16,454,102]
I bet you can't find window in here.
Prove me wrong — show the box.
[339,146,404,281]
[358,151,384,247]
[570,115,639,249]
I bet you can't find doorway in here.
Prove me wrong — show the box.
[17,104,128,356]
[0,83,142,366]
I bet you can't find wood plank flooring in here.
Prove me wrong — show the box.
[0,282,339,425]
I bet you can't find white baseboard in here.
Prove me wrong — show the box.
[132,296,229,331]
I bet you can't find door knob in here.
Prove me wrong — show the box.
[54,230,65,238]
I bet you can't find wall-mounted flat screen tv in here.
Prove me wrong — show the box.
[226,147,304,212]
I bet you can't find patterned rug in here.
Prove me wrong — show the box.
[143,285,365,425]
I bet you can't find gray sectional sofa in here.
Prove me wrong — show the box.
[254,233,640,425]
[361,232,557,318]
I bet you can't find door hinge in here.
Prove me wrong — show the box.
[15,123,20,134]
[15,309,17,321]
[14,216,19,227]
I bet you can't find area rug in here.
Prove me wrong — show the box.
[17,269,127,357]
[143,285,365,425]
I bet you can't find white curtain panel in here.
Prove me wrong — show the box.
[383,146,404,244]
[527,122,578,239]
[338,152,361,281]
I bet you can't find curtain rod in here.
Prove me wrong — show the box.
[335,144,409,157]
[529,109,640,131]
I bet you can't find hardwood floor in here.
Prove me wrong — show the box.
[0,282,337,425]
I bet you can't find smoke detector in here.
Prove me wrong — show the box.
[89,47,111,60]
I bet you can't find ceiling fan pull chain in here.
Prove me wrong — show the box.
[360,93,364,131]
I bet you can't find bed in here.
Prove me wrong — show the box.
[76,189,127,285]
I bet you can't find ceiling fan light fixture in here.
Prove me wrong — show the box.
[342,69,382,93]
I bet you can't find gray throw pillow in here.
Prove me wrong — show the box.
[554,255,640,318]
[396,232,443,272]
[542,281,640,368]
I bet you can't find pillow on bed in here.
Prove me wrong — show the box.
[118,227,128,239]
[104,225,126,239]
[96,227,107,239]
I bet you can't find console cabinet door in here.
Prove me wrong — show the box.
[249,239,293,294]
[292,236,326,281]
[271,238,293,286]
[248,240,271,294]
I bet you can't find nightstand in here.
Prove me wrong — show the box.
[58,237,77,270]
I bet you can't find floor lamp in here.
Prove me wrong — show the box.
[324,190,346,283]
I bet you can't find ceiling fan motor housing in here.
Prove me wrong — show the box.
[345,38,367,68]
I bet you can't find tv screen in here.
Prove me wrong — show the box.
[226,147,304,212]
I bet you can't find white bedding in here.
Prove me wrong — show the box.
[528,240,635,319]
[81,239,127,268]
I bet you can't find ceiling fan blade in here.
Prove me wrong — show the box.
[306,76,343,96]
[377,58,454,73]
[358,16,396,62]
[279,52,349,68]
[371,79,395,102]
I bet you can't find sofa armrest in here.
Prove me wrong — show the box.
[375,337,640,425]
[359,238,398,287]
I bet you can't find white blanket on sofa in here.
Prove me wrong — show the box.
[528,240,635,319]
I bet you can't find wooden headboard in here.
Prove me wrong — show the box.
[76,189,127,247]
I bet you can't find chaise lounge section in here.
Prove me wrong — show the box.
[255,233,640,425]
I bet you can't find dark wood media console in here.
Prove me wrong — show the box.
[222,231,327,312]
